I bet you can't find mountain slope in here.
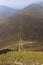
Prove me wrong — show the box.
[0,6,20,19]
[21,2,43,18]
[0,2,43,51]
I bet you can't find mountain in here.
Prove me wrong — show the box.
[21,2,43,18]
[0,2,43,51]
[0,6,20,19]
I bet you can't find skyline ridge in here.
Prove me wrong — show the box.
[0,0,43,9]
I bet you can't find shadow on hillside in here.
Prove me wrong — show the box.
[0,48,14,54]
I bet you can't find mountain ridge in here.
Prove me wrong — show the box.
[20,2,43,18]
[0,5,20,19]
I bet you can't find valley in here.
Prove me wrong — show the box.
[0,1,43,65]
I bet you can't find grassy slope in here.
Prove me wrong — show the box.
[0,51,43,65]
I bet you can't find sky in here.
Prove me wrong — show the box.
[0,0,43,9]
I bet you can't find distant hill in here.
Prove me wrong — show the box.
[0,2,43,51]
[0,6,20,19]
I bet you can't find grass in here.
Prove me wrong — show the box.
[0,51,43,65]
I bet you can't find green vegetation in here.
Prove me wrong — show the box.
[0,51,43,65]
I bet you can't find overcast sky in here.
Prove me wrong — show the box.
[0,0,43,9]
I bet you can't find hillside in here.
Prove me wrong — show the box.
[0,2,43,51]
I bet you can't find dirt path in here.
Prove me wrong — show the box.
[14,61,23,65]
[14,61,43,65]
